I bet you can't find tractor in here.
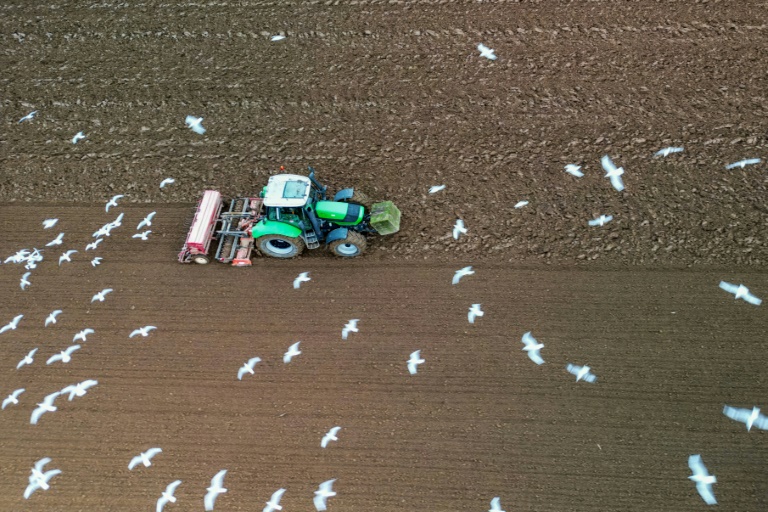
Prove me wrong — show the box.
[178,167,401,265]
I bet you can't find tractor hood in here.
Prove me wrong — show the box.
[314,201,364,225]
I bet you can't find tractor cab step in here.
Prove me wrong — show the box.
[304,230,320,249]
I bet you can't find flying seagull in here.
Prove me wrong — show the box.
[91,288,113,302]
[86,239,103,251]
[601,155,625,192]
[452,266,475,285]
[688,454,717,505]
[407,350,425,375]
[42,218,58,229]
[238,357,262,380]
[58,249,77,265]
[429,184,446,194]
[293,272,311,289]
[270,34,286,41]
[725,158,761,170]
[137,211,156,230]
[129,447,163,470]
[514,200,529,209]
[73,328,95,342]
[722,405,768,431]
[71,131,86,144]
[105,194,124,212]
[2,388,25,409]
[453,219,467,240]
[342,319,359,340]
[565,164,584,177]
[133,230,152,241]
[489,497,506,512]
[61,380,98,400]
[25,457,61,498]
[718,281,761,305]
[91,257,103,267]
[0,314,24,334]
[159,178,175,188]
[204,470,228,511]
[20,272,31,290]
[521,331,545,365]
[313,479,337,512]
[17,348,38,369]
[129,326,157,338]
[46,232,64,247]
[468,303,484,324]
[30,391,61,425]
[654,146,684,157]
[477,43,497,60]
[588,215,613,227]
[284,342,302,363]
[157,480,182,512]
[18,110,38,123]
[321,426,341,448]
[566,364,597,383]
[46,344,81,365]
[185,115,206,135]
[45,310,62,327]
[263,488,286,512]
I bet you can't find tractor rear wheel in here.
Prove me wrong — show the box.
[255,234,305,258]
[329,231,367,258]
[341,190,374,209]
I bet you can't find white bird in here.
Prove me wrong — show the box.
[293,271,311,289]
[18,110,38,123]
[654,146,684,157]
[429,184,446,194]
[453,218,467,240]
[204,470,228,511]
[588,215,613,227]
[723,405,768,431]
[718,281,762,306]
[91,257,103,267]
[270,34,286,41]
[86,239,103,251]
[185,115,206,135]
[2,388,25,409]
[20,272,31,290]
[565,164,584,177]
[284,342,302,363]
[342,319,359,340]
[25,457,61,497]
[514,200,529,209]
[601,155,625,192]
[238,357,262,380]
[45,310,62,327]
[468,303,484,324]
[489,497,506,512]
[263,488,286,512]
[313,479,337,511]
[137,211,156,230]
[91,288,113,302]
[725,158,761,169]
[71,131,86,144]
[128,447,163,470]
[46,232,64,247]
[159,178,176,188]
[407,350,425,375]
[105,194,124,212]
[566,363,597,383]
[321,426,341,448]
[46,344,81,365]
[42,218,58,229]
[17,348,38,369]
[61,379,98,400]
[452,266,475,285]
[521,331,545,365]
[73,328,95,342]
[58,249,77,265]
[477,43,497,60]
[688,454,717,505]
[0,314,24,334]
[157,480,182,512]
[133,230,152,241]
[130,325,157,338]
[30,391,61,424]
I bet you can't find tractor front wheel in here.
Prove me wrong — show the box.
[341,190,374,209]
[255,234,305,258]
[328,231,367,258]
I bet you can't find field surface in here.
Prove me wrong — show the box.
[2,0,768,511]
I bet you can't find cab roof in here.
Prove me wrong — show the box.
[263,174,312,207]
